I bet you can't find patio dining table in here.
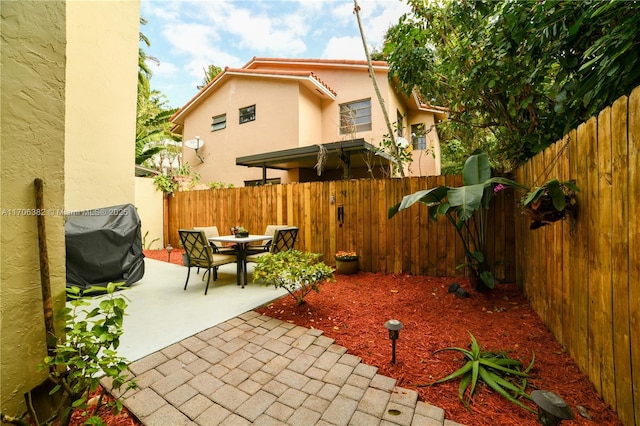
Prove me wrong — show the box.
[208,234,272,288]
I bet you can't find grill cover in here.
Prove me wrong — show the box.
[65,203,144,293]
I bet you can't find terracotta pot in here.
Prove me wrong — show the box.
[335,258,359,275]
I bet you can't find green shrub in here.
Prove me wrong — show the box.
[253,250,334,305]
[40,283,137,425]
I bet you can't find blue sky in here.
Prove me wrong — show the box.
[140,0,410,108]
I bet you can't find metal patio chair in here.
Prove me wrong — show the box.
[246,226,298,262]
[193,226,237,254]
[246,225,290,254]
[178,229,236,295]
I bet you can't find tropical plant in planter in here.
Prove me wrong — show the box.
[389,150,526,291]
[521,179,579,229]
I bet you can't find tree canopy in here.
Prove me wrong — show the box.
[384,0,640,172]
[136,18,179,167]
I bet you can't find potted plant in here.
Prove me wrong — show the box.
[234,226,249,238]
[521,179,579,229]
[335,251,359,275]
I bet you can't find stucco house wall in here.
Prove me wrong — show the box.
[299,85,323,147]
[135,177,164,250]
[182,77,303,185]
[1,0,139,416]
[1,1,67,415]
[65,0,138,210]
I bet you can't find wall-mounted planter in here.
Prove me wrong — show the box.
[522,179,579,230]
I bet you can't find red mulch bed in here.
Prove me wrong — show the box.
[255,272,623,426]
[100,250,622,425]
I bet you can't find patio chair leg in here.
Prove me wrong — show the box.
[214,267,218,281]
[184,266,191,291]
[204,268,212,295]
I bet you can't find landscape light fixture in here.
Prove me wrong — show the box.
[166,244,173,262]
[384,319,404,364]
[531,390,574,426]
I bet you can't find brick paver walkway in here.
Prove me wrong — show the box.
[105,311,463,426]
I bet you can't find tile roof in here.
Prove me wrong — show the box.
[244,57,388,69]
[171,63,342,123]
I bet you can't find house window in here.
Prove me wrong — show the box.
[211,114,226,131]
[411,124,427,150]
[239,105,255,124]
[339,99,371,134]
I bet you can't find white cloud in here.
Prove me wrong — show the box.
[200,1,309,56]
[323,36,365,60]
[139,0,409,108]
[148,60,179,79]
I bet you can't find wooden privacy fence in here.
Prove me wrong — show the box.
[164,175,517,282]
[515,86,640,426]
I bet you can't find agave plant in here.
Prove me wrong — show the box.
[431,331,535,413]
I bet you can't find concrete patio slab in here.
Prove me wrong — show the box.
[80,258,287,362]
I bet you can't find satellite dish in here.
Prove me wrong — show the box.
[184,136,204,150]
[396,137,409,149]
[184,136,205,162]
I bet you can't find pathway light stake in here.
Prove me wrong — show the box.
[531,390,574,425]
[166,244,173,262]
[384,319,404,364]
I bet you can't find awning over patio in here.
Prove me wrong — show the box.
[235,138,394,178]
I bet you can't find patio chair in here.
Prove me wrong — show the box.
[246,225,289,254]
[246,226,298,262]
[193,226,236,254]
[178,229,236,295]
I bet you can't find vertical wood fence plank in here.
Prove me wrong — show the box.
[564,129,579,358]
[574,120,591,376]
[418,177,429,276]
[558,135,571,349]
[377,179,388,273]
[304,183,313,252]
[388,179,400,273]
[368,179,379,273]
[426,177,438,276]
[586,113,603,395]
[627,86,640,426]
[436,175,448,276]
[597,105,616,405]
[452,174,467,277]
[438,177,454,277]
[325,181,338,265]
[612,95,634,426]
[547,143,562,340]
[527,153,541,309]
[361,179,372,271]
[401,177,412,274]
